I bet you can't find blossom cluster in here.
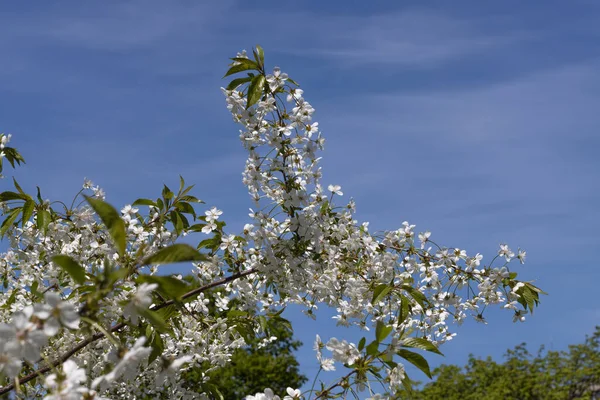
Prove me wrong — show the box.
[0,47,543,399]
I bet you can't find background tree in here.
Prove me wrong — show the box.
[180,288,308,399]
[206,326,307,399]
[401,326,600,400]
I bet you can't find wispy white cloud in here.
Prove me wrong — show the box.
[3,1,235,51]
[272,9,534,67]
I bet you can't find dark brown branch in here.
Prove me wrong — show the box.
[0,268,257,395]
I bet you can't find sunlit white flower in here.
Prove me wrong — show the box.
[0,309,47,362]
[0,340,22,378]
[283,387,301,400]
[123,283,158,324]
[34,292,80,336]
[517,249,527,264]
[498,244,515,262]
[44,359,87,399]
[205,207,223,222]
[326,338,360,365]
[327,184,343,196]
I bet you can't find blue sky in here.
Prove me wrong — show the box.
[1,0,599,393]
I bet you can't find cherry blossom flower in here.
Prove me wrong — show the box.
[123,283,158,324]
[0,309,47,363]
[33,292,80,336]
[0,340,22,379]
[327,184,343,196]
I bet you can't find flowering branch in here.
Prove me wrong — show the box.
[0,268,257,395]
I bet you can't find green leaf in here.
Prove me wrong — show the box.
[372,283,392,305]
[132,198,157,207]
[12,177,25,195]
[2,147,25,168]
[30,280,43,299]
[366,340,380,357]
[179,195,203,204]
[402,337,443,356]
[170,210,183,235]
[398,294,411,325]
[21,200,34,227]
[1,208,21,237]
[224,60,258,78]
[53,255,87,285]
[138,275,190,300]
[178,175,185,193]
[397,349,433,379]
[175,202,196,216]
[253,45,264,67]
[143,243,208,265]
[36,209,51,234]
[197,235,221,252]
[148,328,164,364]
[226,76,252,91]
[163,184,174,199]
[402,285,428,309]
[85,196,126,257]
[375,321,393,343]
[138,308,169,333]
[246,75,266,109]
[107,267,129,286]
[230,57,259,66]
[0,191,28,202]
[358,337,366,351]
[521,286,537,312]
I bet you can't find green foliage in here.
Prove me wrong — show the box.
[401,326,600,400]
[203,326,308,399]
[85,196,126,257]
[142,243,207,265]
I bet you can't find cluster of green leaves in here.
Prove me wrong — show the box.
[224,45,299,109]
[0,141,25,175]
[132,176,204,237]
[347,321,443,395]
[399,326,600,400]
[0,178,53,238]
[505,274,546,313]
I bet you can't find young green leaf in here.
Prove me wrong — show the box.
[366,340,380,357]
[375,321,393,343]
[0,208,21,237]
[246,75,266,109]
[36,209,51,234]
[402,337,443,356]
[0,191,29,202]
[21,200,34,227]
[372,283,392,305]
[143,243,208,265]
[397,349,433,379]
[138,275,190,300]
[132,198,157,207]
[224,60,258,78]
[53,255,87,285]
[253,45,264,68]
[85,196,126,257]
[358,337,366,351]
[138,308,169,333]
[226,76,252,91]
[12,178,25,195]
